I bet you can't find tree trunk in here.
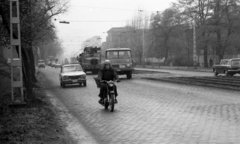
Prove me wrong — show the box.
[203,47,208,67]
[216,29,223,62]
[219,54,224,61]
[164,40,168,65]
[22,48,34,102]
[29,46,37,82]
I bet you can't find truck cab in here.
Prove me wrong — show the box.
[105,48,134,79]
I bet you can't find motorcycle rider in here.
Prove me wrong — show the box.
[98,60,119,104]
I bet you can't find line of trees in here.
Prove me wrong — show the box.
[120,0,240,67]
[0,0,69,102]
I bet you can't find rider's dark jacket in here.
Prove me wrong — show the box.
[98,66,118,81]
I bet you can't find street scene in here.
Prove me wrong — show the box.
[1,0,240,144]
[38,66,240,144]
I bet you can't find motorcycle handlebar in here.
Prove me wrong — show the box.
[100,79,120,83]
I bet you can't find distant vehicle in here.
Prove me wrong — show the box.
[54,62,62,68]
[78,47,101,74]
[51,61,56,68]
[59,64,87,87]
[47,61,51,66]
[105,48,134,79]
[213,58,240,76]
[38,59,45,68]
[64,58,69,65]
[70,57,79,64]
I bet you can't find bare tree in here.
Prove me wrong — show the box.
[0,0,69,102]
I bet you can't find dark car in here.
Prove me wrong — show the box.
[213,58,240,76]
[38,60,45,68]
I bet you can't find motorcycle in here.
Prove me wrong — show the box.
[100,80,120,112]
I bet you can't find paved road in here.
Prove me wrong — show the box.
[39,67,240,144]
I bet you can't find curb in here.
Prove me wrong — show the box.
[135,66,212,73]
[142,77,240,91]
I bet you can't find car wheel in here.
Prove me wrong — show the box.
[83,82,87,87]
[62,83,66,88]
[225,70,230,76]
[214,71,218,76]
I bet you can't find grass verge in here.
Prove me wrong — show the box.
[0,76,74,144]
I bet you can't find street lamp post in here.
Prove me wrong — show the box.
[193,16,197,69]
[139,10,145,67]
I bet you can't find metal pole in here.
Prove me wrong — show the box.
[10,0,25,105]
[193,18,197,69]
[143,27,145,67]
[118,34,120,47]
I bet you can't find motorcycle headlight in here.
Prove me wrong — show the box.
[109,83,114,87]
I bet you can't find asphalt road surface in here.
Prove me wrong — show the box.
[39,67,240,144]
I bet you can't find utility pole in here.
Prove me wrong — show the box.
[193,15,197,69]
[139,10,145,67]
[10,0,25,105]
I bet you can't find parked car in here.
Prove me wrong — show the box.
[51,61,56,68]
[38,59,45,68]
[59,64,87,87]
[212,58,240,76]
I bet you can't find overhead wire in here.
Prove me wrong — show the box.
[68,5,159,13]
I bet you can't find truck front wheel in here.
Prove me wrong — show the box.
[126,71,132,79]
[225,70,230,76]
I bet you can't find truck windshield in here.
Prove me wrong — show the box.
[231,60,240,66]
[106,51,131,59]
[84,53,100,57]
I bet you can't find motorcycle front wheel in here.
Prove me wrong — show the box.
[104,98,109,110]
[110,94,115,112]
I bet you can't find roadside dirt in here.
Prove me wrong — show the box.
[0,72,75,144]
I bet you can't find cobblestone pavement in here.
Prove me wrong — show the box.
[40,67,240,144]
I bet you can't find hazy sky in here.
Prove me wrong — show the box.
[54,0,176,59]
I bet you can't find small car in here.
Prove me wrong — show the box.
[54,62,62,68]
[59,64,87,87]
[38,60,45,68]
[212,58,240,76]
[51,62,56,68]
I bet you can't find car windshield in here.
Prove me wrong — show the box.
[106,50,131,59]
[62,65,82,72]
[231,60,240,66]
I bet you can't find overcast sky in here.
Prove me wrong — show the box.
[54,0,176,59]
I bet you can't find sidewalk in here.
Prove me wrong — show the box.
[135,65,213,72]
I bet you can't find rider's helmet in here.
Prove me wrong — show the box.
[103,60,111,65]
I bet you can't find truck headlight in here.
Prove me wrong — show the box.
[63,76,68,80]
[79,75,86,79]
[126,63,132,67]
